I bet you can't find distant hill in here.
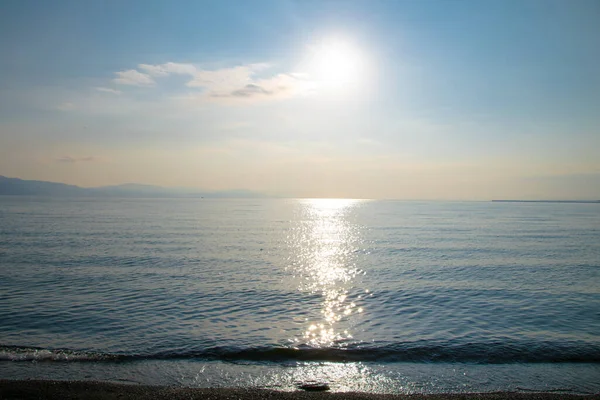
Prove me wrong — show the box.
[492,199,600,204]
[0,175,84,196]
[0,176,267,198]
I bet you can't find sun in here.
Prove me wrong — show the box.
[306,38,365,88]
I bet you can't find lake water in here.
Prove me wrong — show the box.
[1,197,599,393]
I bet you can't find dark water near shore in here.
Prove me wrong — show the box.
[1,197,599,393]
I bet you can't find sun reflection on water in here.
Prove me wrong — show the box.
[287,198,367,347]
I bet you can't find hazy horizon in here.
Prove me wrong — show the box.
[1,0,599,200]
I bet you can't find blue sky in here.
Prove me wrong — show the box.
[1,0,599,199]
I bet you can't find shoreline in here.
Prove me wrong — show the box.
[1,380,598,400]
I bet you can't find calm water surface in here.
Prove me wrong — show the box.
[1,197,599,393]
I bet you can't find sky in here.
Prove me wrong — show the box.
[1,0,599,199]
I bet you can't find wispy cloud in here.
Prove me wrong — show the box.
[113,69,154,86]
[138,62,196,77]
[104,61,312,104]
[209,74,309,101]
[186,65,260,91]
[56,155,97,163]
[95,87,122,95]
[217,121,253,131]
[56,102,76,111]
[230,84,272,97]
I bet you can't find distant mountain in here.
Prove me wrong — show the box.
[492,199,600,204]
[88,183,184,197]
[0,175,85,196]
[0,176,267,198]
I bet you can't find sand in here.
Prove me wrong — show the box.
[1,380,598,400]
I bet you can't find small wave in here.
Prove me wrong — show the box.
[0,345,120,362]
[2,342,600,364]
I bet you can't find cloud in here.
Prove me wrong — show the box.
[224,84,272,98]
[56,102,75,111]
[95,87,122,95]
[208,74,312,102]
[186,65,257,91]
[105,61,313,104]
[218,121,253,131]
[56,155,97,163]
[138,62,196,77]
[94,87,123,95]
[112,63,262,94]
[113,69,154,86]
[290,72,310,79]
[210,83,279,99]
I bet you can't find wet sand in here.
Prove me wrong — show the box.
[1,380,598,400]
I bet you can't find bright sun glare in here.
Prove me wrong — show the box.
[306,38,365,88]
